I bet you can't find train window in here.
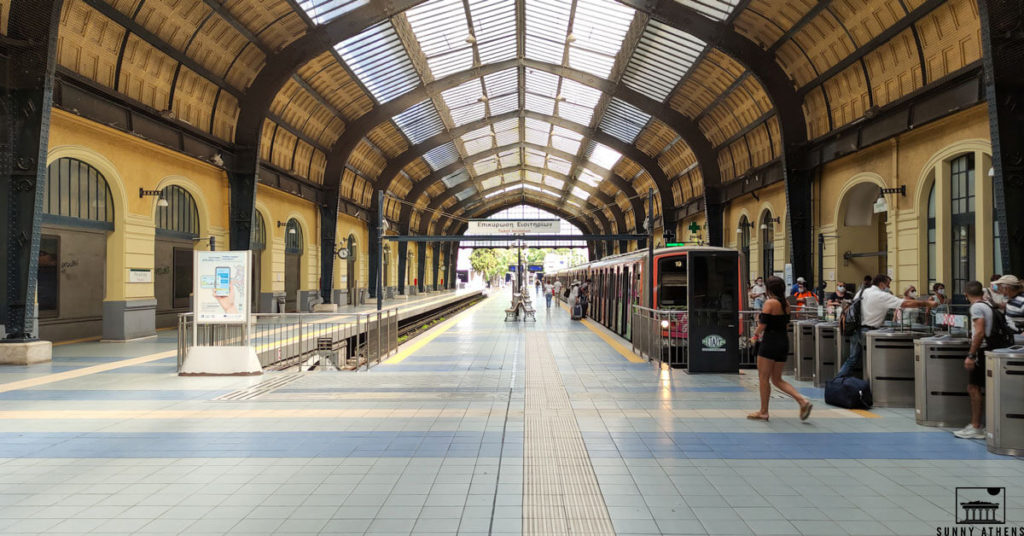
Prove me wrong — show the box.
[658,257,687,309]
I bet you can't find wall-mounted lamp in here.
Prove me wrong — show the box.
[736,220,755,233]
[277,221,297,234]
[139,188,168,207]
[760,216,781,230]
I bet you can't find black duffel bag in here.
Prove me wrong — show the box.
[824,376,873,409]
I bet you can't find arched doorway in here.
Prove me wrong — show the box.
[346,234,358,305]
[154,185,200,328]
[284,218,303,312]
[836,181,888,291]
[37,157,114,341]
[760,211,775,280]
[251,211,266,312]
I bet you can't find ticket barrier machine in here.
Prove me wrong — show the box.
[783,321,795,375]
[814,322,838,387]
[794,319,820,382]
[914,335,971,427]
[986,347,1024,456]
[866,329,929,407]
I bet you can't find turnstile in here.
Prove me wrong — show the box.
[866,329,928,407]
[815,322,838,387]
[794,320,819,381]
[986,347,1024,456]
[914,335,971,427]
[784,321,795,375]
[834,326,858,379]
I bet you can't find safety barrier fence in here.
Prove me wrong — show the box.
[630,306,689,367]
[177,309,399,372]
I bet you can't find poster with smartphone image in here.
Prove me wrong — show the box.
[194,250,250,324]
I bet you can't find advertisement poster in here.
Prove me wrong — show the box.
[194,250,250,324]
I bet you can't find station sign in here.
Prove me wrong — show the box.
[466,219,560,235]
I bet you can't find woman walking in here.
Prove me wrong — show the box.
[748,276,813,421]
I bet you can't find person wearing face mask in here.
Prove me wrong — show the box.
[827,282,851,306]
[792,277,815,310]
[984,274,1004,309]
[994,275,1024,327]
[837,274,932,378]
[929,283,948,314]
[750,277,766,311]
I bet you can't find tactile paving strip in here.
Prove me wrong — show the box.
[213,372,305,401]
[523,336,614,535]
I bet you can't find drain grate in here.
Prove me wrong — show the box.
[213,373,305,401]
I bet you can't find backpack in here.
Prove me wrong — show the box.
[840,290,864,336]
[980,302,1015,350]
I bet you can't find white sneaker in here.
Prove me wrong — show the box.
[953,425,985,439]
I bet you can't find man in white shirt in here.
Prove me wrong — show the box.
[750,277,766,310]
[837,274,931,377]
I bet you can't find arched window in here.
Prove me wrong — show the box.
[761,211,775,280]
[737,215,750,278]
[252,211,267,251]
[155,185,199,237]
[285,219,303,255]
[43,157,114,228]
[950,154,975,300]
[927,183,936,290]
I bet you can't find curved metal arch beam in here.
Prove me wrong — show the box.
[616,0,811,274]
[433,181,607,236]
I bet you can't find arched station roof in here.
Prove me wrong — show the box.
[54,0,976,236]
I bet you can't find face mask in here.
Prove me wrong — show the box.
[837,286,845,292]
[798,286,805,292]
[992,284,1000,292]
[908,291,918,299]
[937,289,945,296]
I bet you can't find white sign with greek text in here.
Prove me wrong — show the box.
[466,219,560,235]
[194,250,251,324]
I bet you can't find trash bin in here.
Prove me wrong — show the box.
[866,328,929,407]
[814,322,839,387]
[358,288,367,305]
[784,321,795,375]
[794,319,820,382]
[914,335,971,427]
[986,347,1024,456]
[275,295,286,313]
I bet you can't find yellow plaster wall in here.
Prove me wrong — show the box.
[256,185,322,293]
[336,213,369,289]
[723,181,787,281]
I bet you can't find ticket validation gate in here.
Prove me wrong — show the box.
[815,322,838,387]
[986,347,1024,456]
[866,329,928,407]
[914,336,971,427]
[794,320,819,382]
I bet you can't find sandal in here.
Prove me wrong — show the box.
[746,412,769,421]
[799,401,813,421]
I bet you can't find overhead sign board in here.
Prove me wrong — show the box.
[194,250,251,324]
[466,219,560,235]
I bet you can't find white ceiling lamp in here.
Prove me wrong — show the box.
[465,34,477,44]
[478,95,489,103]
[554,94,566,102]
[566,32,576,44]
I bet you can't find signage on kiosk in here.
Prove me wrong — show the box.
[180,250,262,376]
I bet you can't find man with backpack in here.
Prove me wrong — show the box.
[838,274,931,377]
[955,281,1016,439]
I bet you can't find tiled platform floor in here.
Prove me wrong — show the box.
[0,288,1020,535]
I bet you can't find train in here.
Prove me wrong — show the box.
[547,246,747,371]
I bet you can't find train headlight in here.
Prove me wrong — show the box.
[660,320,670,329]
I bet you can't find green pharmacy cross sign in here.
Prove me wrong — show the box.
[688,221,701,234]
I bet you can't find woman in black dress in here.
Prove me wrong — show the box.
[748,276,813,421]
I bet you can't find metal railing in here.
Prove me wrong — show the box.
[177,309,399,372]
[631,306,689,367]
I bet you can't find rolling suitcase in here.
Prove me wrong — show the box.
[571,303,583,320]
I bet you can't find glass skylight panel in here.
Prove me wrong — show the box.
[455,187,475,201]
[488,94,518,116]
[546,155,571,175]
[460,126,494,155]
[297,0,367,25]
[525,94,554,117]
[525,0,571,65]
[393,100,445,144]
[481,175,502,190]
[494,123,519,146]
[526,69,559,98]
[502,171,521,183]
[621,20,705,101]
[483,68,517,97]
[336,22,420,104]
[525,148,546,168]
[568,0,635,78]
[498,150,520,168]
[600,98,651,143]
[557,79,601,126]
[567,199,581,207]
[442,79,486,126]
[423,142,459,170]
[441,169,469,187]
[550,125,582,154]
[525,170,543,183]
[544,176,564,189]
[406,0,474,79]
[474,155,499,175]
[674,0,739,21]
[579,168,602,187]
[588,142,621,170]
[469,0,517,64]
[571,186,588,199]
[525,122,549,147]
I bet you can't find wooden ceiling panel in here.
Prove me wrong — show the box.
[658,140,696,180]
[222,0,305,51]
[298,52,374,122]
[118,33,177,110]
[269,128,297,171]
[822,62,869,129]
[732,10,783,49]
[791,9,856,75]
[717,149,736,182]
[698,105,739,147]
[171,66,217,132]
[57,0,124,88]
[187,15,251,81]
[774,39,817,87]
[310,149,326,184]
[133,0,209,52]
[829,0,906,47]
[864,28,924,108]
[426,181,446,199]
[613,158,644,185]
[915,0,982,83]
[738,77,771,115]
[349,139,387,178]
[726,139,751,179]
[108,0,143,17]
[670,181,683,206]
[367,122,410,158]
[734,0,816,47]
[390,175,413,199]
[801,86,830,140]
[259,119,275,161]
[746,124,773,169]
[270,78,304,121]
[402,159,431,185]
[223,43,264,90]
[765,116,781,159]
[291,139,314,180]
[634,120,678,158]
[669,59,733,117]
[212,91,239,141]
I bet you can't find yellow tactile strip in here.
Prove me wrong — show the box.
[523,335,615,535]
[0,350,176,394]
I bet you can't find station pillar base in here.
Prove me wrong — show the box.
[0,341,52,365]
